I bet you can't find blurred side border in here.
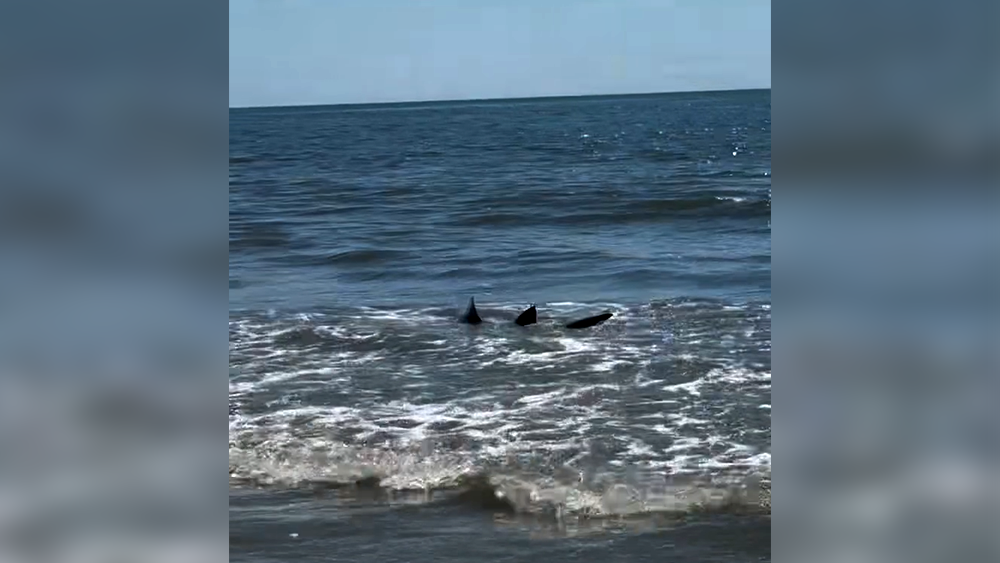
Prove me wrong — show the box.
[0,1,227,562]
[773,0,999,561]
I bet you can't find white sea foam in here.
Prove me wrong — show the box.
[662,380,704,395]
[514,388,567,407]
[229,302,770,504]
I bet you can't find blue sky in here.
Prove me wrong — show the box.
[229,0,770,108]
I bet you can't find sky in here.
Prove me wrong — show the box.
[229,0,770,108]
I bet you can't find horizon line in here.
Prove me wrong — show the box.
[229,86,770,111]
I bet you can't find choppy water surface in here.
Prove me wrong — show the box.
[230,89,771,562]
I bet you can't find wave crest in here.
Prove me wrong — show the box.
[229,436,769,518]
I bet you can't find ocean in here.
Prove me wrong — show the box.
[229,89,771,562]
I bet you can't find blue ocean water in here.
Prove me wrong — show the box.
[229,90,771,562]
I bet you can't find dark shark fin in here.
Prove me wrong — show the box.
[514,304,537,326]
[461,297,483,325]
[565,312,613,329]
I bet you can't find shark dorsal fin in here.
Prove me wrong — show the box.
[514,304,537,326]
[461,297,483,324]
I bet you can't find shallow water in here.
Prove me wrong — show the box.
[230,89,771,562]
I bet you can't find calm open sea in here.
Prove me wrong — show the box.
[230,89,771,562]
